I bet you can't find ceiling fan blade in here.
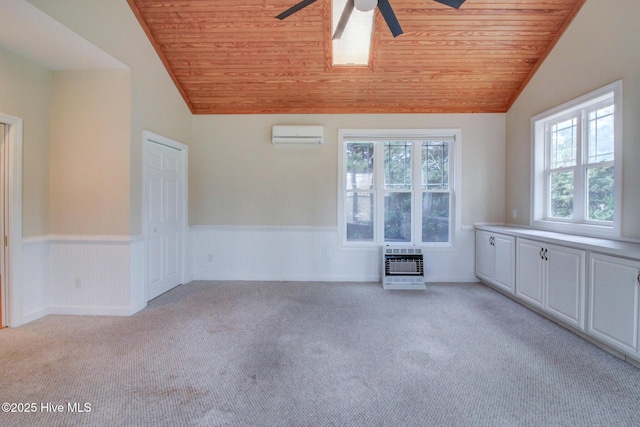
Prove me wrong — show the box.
[332,0,355,40]
[433,0,466,9]
[377,0,403,38]
[275,0,319,20]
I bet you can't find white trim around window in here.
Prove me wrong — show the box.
[338,128,462,248]
[530,80,622,238]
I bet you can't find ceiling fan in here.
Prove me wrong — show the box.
[276,0,466,39]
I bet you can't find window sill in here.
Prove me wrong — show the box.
[340,241,457,251]
[530,219,619,240]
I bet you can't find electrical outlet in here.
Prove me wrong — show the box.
[207,254,214,263]
[74,278,81,289]
[512,209,518,219]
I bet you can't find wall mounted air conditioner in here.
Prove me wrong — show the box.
[272,125,324,145]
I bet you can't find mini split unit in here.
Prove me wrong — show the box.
[272,125,324,145]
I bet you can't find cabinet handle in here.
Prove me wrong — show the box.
[539,248,549,261]
[489,236,494,246]
[637,272,640,285]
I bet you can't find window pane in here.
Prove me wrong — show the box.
[384,142,411,190]
[422,192,449,243]
[346,192,374,241]
[588,105,614,163]
[549,171,574,219]
[550,118,577,169]
[422,141,449,190]
[346,143,374,190]
[587,165,614,222]
[384,192,411,242]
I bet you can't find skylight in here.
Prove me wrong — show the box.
[332,0,375,66]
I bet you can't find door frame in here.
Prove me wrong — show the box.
[142,130,188,302]
[0,113,23,327]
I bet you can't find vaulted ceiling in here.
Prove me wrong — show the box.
[127,0,585,114]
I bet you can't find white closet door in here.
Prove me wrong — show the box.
[146,141,184,301]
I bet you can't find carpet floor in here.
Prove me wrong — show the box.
[1,281,640,426]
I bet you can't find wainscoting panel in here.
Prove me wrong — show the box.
[16,228,476,325]
[48,236,144,316]
[190,226,477,283]
[129,236,147,313]
[21,238,50,324]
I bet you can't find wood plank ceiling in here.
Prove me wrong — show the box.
[127,0,585,114]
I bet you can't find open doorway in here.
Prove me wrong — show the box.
[0,123,5,327]
[0,113,23,328]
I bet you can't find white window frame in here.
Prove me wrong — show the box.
[338,128,461,248]
[531,80,622,238]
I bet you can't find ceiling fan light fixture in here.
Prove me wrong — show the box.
[354,0,377,12]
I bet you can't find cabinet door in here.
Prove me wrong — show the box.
[493,234,515,294]
[475,230,494,282]
[516,239,544,307]
[546,245,585,330]
[588,254,640,356]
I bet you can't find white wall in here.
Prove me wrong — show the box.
[506,0,640,239]
[190,225,478,283]
[0,1,193,325]
[0,47,52,324]
[190,113,505,282]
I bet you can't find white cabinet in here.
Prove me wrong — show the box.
[475,225,640,363]
[516,238,586,330]
[515,239,544,307]
[588,253,640,357]
[475,230,515,294]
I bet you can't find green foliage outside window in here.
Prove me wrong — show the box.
[344,137,453,244]
[588,166,614,222]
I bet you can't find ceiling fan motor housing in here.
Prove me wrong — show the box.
[355,0,378,12]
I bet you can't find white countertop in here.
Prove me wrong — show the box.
[474,224,640,260]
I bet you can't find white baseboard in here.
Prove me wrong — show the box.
[49,305,142,317]
[21,307,51,325]
[426,275,479,283]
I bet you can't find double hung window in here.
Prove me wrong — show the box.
[531,81,622,237]
[340,129,459,246]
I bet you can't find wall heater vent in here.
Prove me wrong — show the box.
[382,246,426,290]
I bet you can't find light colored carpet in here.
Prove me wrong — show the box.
[1,281,640,426]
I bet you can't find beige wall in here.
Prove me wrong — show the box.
[28,0,193,235]
[49,70,131,235]
[0,47,52,237]
[506,0,640,239]
[191,114,506,227]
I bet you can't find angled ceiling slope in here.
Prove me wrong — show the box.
[127,0,585,114]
